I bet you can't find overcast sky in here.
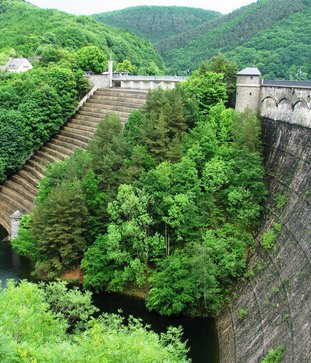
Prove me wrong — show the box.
[27,0,256,15]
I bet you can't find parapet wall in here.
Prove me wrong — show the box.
[261,81,311,128]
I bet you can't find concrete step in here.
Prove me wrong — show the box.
[10,175,38,197]
[88,98,145,108]
[4,179,36,205]
[95,89,148,100]
[41,146,69,161]
[78,109,130,120]
[74,113,104,122]
[48,140,77,155]
[82,103,140,114]
[0,208,11,232]
[62,125,95,137]
[0,188,32,212]
[36,150,62,164]
[23,164,43,181]
[59,129,92,144]
[26,159,46,175]
[80,106,131,118]
[0,200,14,216]
[17,170,39,189]
[54,134,89,149]
[31,154,56,167]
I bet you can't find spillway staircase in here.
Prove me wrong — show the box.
[0,88,148,234]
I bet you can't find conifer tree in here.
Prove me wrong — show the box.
[31,181,89,274]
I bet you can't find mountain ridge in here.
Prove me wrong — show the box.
[93,6,222,44]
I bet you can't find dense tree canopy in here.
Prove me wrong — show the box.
[95,0,311,79]
[0,0,164,70]
[0,280,189,362]
[93,6,221,44]
[13,69,267,318]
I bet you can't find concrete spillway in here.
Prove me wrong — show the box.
[0,88,148,237]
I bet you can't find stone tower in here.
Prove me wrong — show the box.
[235,67,262,112]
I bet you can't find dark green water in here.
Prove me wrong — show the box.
[0,226,219,362]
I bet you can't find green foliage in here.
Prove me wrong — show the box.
[261,223,282,250]
[39,280,98,330]
[233,108,262,152]
[0,108,31,176]
[83,184,165,291]
[183,71,227,116]
[115,59,136,74]
[261,345,285,363]
[15,69,266,318]
[11,214,37,260]
[94,5,221,44]
[0,0,164,70]
[198,53,237,107]
[238,308,249,320]
[153,0,310,77]
[146,251,200,316]
[0,280,189,362]
[88,114,129,196]
[0,63,82,180]
[31,180,89,275]
[275,194,288,209]
[76,45,108,73]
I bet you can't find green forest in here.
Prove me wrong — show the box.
[0,0,166,183]
[0,0,299,360]
[0,280,189,362]
[0,0,164,72]
[93,6,221,44]
[94,0,311,79]
[13,69,266,317]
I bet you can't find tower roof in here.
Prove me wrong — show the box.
[237,68,261,76]
[10,210,23,219]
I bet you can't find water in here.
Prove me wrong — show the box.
[0,226,219,362]
[0,228,32,287]
[93,292,220,363]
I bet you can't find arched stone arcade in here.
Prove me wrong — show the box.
[0,224,9,241]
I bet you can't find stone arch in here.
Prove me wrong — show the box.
[0,223,9,241]
[0,213,11,237]
[293,99,309,111]
[277,98,292,111]
[262,96,277,108]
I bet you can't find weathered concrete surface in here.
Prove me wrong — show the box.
[261,86,311,128]
[217,119,311,362]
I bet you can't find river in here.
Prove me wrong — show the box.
[0,226,219,362]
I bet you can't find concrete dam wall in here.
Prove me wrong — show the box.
[218,71,311,362]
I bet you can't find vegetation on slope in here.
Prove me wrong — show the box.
[13,65,266,317]
[93,6,221,44]
[227,6,311,79]
[0,280,189,362]
[0,0,166,182]
[0,61,88,182]
[0,0,164,71]
[158,0,310,76]
[94,0,311,78]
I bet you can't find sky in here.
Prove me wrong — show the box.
[27,0,256,15]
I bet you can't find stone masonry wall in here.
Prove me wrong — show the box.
[217,118,311,363]
[261,86,311,128]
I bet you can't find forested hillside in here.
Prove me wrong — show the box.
[95,0,311,78]
[0,0,164,70]
[0,0,165,183]
[13,68,266,318]
[161,0,311,76]
[93,6,221,44]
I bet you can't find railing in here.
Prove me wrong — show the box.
[262,80,311,89]
[112,75,187,82]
